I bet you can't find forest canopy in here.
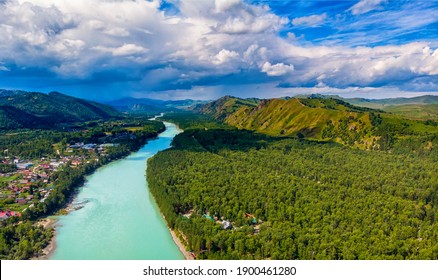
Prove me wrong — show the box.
[148,114,438,260]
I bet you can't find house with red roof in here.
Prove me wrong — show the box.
[0,210,21,220]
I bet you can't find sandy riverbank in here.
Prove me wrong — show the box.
[34,217,58,260]
[169,227,194,260]
[158,211,193,260]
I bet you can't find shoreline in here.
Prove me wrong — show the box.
[34,217,59,260]
[159,212,193,260]
[34,183,85,260]
[154,118,190,259]
[35,119,189,260]
[33,117,168,260]
[169,226,194,260]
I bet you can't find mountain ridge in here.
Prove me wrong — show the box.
[195,95,438,149]
[0,89,120,129]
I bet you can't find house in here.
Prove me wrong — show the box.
[69,142,84,148]
[16,162,33,170]
[16,198,27,204]
[40,164,51,169]
[245,213,258,224]
[202,214,215,221]
[82,144,97,150]
[221,220,233,230]
[100,143,119,147]
[0,210,21,220]
[50,162,63,168]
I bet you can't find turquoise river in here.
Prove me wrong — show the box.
[50,121,184,260]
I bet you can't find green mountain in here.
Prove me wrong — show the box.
[0,106,49,130]
[195,96,438,149]
[0,90,119,129]
[195,95,261,120]
[196,96,373,137]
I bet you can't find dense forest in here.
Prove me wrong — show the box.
[148,113,438,259]
[0,221,53,260]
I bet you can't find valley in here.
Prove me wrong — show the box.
[1,89,437,260]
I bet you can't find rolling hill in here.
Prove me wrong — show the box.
[383,104,438,121]
[334,95,438,121]
[342,95,438,109]
[195,96,373,137]
[195,95,438,149]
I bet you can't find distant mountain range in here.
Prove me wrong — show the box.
[103,97,208,113]
[296,94,438,120]
[1,88,437,133]
[0,90,119,130]
[334,94,438,109]
[290,93,437,106]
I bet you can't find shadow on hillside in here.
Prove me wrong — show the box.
[171,128,336,154]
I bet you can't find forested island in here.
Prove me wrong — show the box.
[147,95,438,260]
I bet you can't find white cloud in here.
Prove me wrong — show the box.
[0,0,436,99]
[292,13,327,27]
[215,0,241,13]
[212,49,239,65]
[350,0,387,15]
[261,62,294,76]
[94,44,148,57]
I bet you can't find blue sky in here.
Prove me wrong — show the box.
[0,0,437,101]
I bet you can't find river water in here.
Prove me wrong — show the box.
[50,122,184,260]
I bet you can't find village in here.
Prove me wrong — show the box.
[0,142,119,221]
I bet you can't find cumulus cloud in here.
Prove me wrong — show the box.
[349,0,387,15]
[0,0,436,99]
[292,13,327,27]
[212,49,239,65]
[261,62,294,76]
